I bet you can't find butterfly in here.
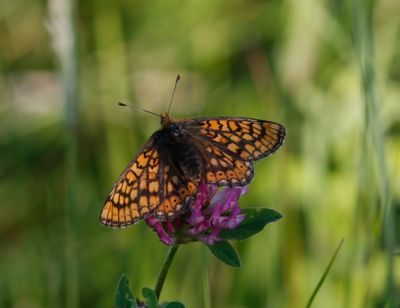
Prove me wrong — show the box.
[100,112,286,228]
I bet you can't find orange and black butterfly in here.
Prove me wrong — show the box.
[100,77,286,228]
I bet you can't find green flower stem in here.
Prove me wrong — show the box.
[202,247,211,308]
[154,244,180,300]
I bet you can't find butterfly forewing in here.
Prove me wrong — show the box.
[100,145,160,227]
[100,129,201,227]
[187,117,286,161]
[179,117,285,187]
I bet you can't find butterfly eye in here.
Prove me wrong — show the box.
[170,125,181,137]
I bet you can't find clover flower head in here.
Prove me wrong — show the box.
[146,181,247,245]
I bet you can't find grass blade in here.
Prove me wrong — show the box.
[306,239,344,308]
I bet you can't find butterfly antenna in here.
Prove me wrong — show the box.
[167,74,181,114]
[118,102,160,117]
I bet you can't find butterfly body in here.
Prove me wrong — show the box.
[153,113,204,182]
[100,113,285,228]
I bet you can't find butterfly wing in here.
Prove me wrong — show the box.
[181,117,285,186]
[100,137,200,227]
[100,142,164,228]
[151,158,199,221]
[198,141,254,186]
[193,117,285,160]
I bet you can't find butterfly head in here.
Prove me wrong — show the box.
[161,112,172,128]
[160,112,181,138]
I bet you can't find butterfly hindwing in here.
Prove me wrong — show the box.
[200,142,254,186]
[152,159,199,220]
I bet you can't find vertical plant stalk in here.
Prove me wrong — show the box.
[306,239,344,308]
[48,0,79,307]
[202,248,212,308]
[352,0,396,306]
[154,244,180,300]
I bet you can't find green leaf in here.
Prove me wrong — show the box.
[207,240,240,267]
[306,239,344,308]
[142,287,158,308]
[162,301,186,308]
[220,208,282,240]
[115,274,138,308]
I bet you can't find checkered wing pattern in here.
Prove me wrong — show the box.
[185,117,285,186]
[100,143,198,228]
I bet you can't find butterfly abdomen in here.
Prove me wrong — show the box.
[174,142,203,180]
[154,124,203,181]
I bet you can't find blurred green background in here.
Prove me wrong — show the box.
[1,0,399,307]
